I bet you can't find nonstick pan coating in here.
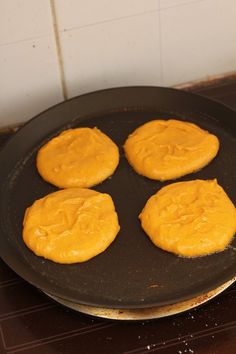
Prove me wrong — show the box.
[0,87,236,309]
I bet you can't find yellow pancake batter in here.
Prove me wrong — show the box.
[37,128,119,188]
[140,180,236,257]
[23,188,120,263]
[124,120,219,181]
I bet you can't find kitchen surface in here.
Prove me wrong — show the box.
[0,80,236,354]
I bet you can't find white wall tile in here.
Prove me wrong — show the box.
[54,0,158,30]
[216,0,236,69]
[160,0,203,9]
[161,0,236,86]
[0,37,63,127]
[59,12,161,98]
[0,0,53,45]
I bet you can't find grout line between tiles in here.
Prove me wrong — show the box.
[157,0,164,85]
[160,0,206,11]
[0,33,51,48]
[58,8,160,33]
[49,0,68,100]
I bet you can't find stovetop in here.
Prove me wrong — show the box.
[1,81,236,354]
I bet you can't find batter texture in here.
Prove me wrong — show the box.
[124,120,219,180]
[37,127,119,188]
[23,188,120,263]
[140,180,236,257]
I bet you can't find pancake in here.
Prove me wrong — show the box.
[139,179,236,257]
[37,127,119,188]
[124,119,219,181]
[23,188,120,263]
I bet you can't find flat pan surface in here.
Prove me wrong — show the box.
[0,87,236,309]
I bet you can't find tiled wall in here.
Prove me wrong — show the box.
[0,0,236,127]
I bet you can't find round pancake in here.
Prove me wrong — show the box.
[23,188,120,263]
[124,120,219,181]
[37,127,119,188]
[140,180,236,257]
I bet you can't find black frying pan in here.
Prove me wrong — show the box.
[0,87,236,309]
